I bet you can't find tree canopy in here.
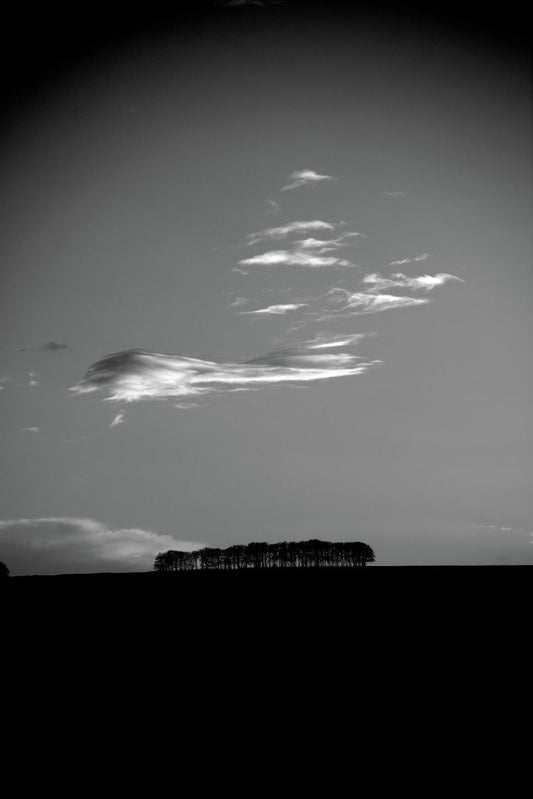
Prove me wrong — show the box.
[154,540,375,571]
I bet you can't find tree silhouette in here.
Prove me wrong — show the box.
[154,540,375,571]
[0,561,10,578]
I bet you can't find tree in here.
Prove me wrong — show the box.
[153,540,376,571]
[0,561,10,578]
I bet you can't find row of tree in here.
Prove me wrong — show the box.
[154,540,375,571]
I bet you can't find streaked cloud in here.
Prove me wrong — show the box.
[109,411,125,427]
[72,347,379,403]
[328,288,430,314]
[239,250,354,268]
[281,169,337,191]
[239,303,308,315]
[389,253,430,266]
[0,516,204,574]
[246,220,335,245]
[302,332,369,349]
[294,231,363,253]
[363,272,464,292]
[246,350,374,369]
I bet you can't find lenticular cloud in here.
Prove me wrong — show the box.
[72,348,379,403]
[363,272,463,292]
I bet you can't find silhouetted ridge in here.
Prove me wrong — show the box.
[154,540,375,571]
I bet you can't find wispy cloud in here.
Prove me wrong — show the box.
[246,220,335,246]
[328,288,430,314]
[383,191,406,197]
[239,303,308,315]
[302,332,369,349]
[230,296,249,307]
[294,231,363,253]
[19,341,69,352]
[476,522,533,535]
[21,426,40,434]
[109,411,125,427]
[266,199,281,214]
[245,350,371,369]
[281,169,337,191]
[389,253,429,266]
[72,347,380,403]
[363,273,464,292]
[28,372,39,387]
[0,517,204,574]
[0,375,12,391]
[239,250,354,268]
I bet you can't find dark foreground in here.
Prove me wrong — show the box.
[3,565,530,628]
[3,567,530,706]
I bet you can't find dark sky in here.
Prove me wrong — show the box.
[1,1,531,572]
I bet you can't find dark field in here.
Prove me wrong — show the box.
[3,567,529,698]
[3,566,530,629]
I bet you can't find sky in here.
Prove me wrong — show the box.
[0,1,531,572]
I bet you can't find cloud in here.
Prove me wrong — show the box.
[21,426,40,433]
[0,375,12,391]
[295,238,339,252]
[239,250,354,268]
[109,412,125,427]
[476,523,531,533]
[28,372,39,387]
[71,347,380,403]
[389,254,430,266]
[242,226,361,267]
[239,303,308,315]
[294,232,363,253]
[246,220,335,245]
[18,341,69,352]
[383,191,406,197]
[0,517,204,575]
[328,288,430,314]
[281,169,337,191]
[230,296,249,307]
[302,332,369,349]
[246,350,371,369]
[363,273,464,292]
[266,199,281,214]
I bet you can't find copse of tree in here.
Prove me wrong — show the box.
[153,540,375,571]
